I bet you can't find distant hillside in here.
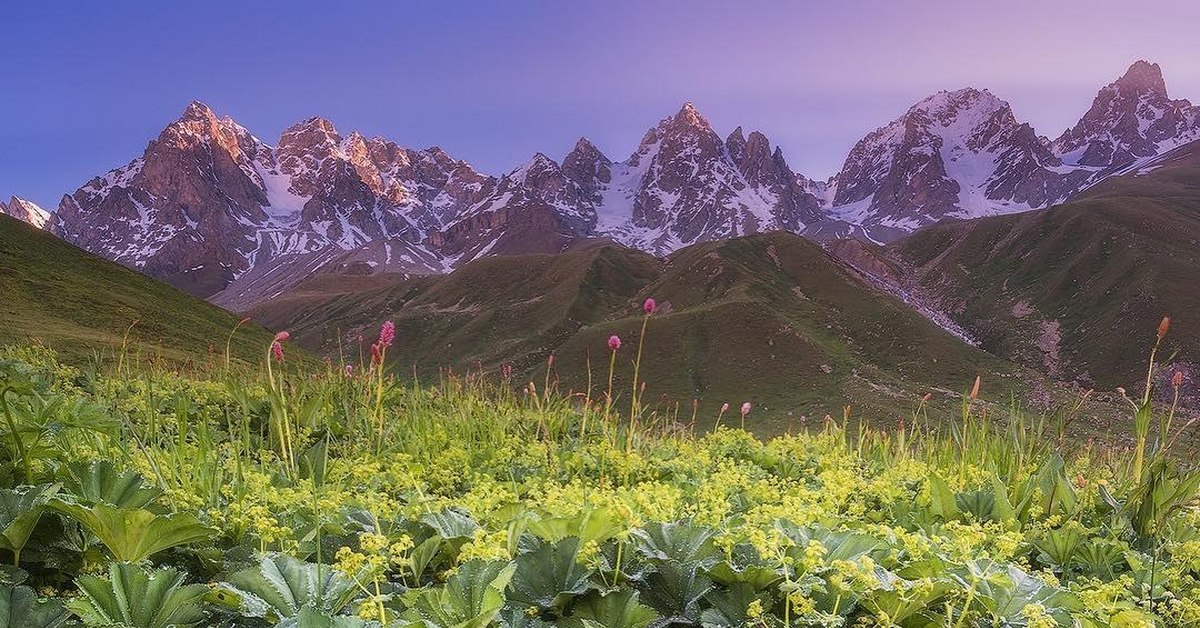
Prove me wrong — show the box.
[251,233,1028,433]
[889,140,1200,392]
[0,214,274,365]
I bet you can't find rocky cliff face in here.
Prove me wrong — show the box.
[0,196,51,228]
[820,88,1092,242]
[1053,60,1200,168]
[52,102,494,300]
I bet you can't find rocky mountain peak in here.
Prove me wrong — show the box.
[565,137,609,164]
[510,153,561,182]
[1115,60,1168,97]
[671,101,708,129]
[908,88,1007,125]
[1,196,51,229]
[279,117,341,152]
[725,126,747,160]
[179,100,218,122]
[1052,60,1199,168]
[561,138,612,203]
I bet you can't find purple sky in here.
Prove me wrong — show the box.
[3,0,1200,209]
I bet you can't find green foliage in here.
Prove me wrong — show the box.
[0,569,71,628]
[68,562,208,628]
[214,554,358,623]
[0,342,1194,626]
[61,462,163,510]
[0,484,59,565]
[399,559,515,628]
[48,499,214,563]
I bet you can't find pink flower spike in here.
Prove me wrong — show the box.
[720,402,730,414]
[740,402,752,416]
[274,331,290,342]
[344,364,354,377]
[377,321,396,348]
[270,341,284,362]
[643,298,657,315]
[608,335,622,351]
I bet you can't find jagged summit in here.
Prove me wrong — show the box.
[1052,60,1200,168]
[1,196,51,229]
[39,60,1200,307]
[179,100,218,121]
[671,101,708,128]
[1115,60,1168,96]
[823,85,1087,242]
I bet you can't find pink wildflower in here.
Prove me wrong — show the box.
[740,402,752,416]
[377,321,395,348]
[344,364,353,377]
[274,331,290,342]
[608,335,622,351]
[643,298,657,315]
[270,341,284,362]
[721,402,730,414]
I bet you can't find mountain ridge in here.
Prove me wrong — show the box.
[18,60,1199,307]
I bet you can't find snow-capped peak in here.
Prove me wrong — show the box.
[1,196,51,229]
[1052,60,1200,168]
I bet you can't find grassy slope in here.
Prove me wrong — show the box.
[889,141,1200,390]
[0,214,274,365]
[252,233,1024,434]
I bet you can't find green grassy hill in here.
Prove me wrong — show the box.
[0,214,274,365]
[251,233,1026,433]
[889,140,1200,391]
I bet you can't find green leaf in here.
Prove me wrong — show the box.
[962,561,1082,624]
[215,553,358,622]
[927,473,958,521]
[49,499,214,563]
[860,577,952,625]
[282,607,371,628]
[62,461,162,510]
[68,562,208,628]
[402,559,515,628]
[989,475,1017,526]
[0,581,71,628]
[422,509,478,543]
[508,536,593,615]
[0,484,59,562]
[526,508,623,546]
[569,589,657,628]
[696,582,764,628]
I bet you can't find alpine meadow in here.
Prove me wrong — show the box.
[4,2,1200,627]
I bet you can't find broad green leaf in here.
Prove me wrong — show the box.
[0,484,59,562]
[63,461,162,510]
[569,589,657,628]
[0,581,71,628]
[68,562,208,628]
[215,553,357,622]
[402,559,515,628]
[508,536,593,615]
[49,499,214,563]
[927,473,958,521]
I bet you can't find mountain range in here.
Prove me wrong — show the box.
[6,60,1200,310]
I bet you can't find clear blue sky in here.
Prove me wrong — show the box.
[3,0,1199,209]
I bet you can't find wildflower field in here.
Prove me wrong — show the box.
[1,312,1199,627]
